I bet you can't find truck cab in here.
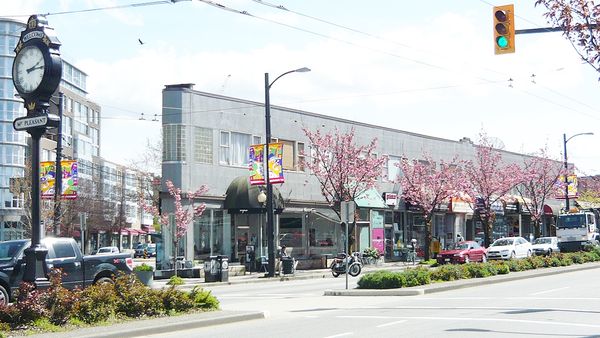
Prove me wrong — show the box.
[557,211,600,252]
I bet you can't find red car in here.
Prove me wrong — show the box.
[436,241,487,264]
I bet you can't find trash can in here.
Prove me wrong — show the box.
[281,257,294,275]
[217,255,229,282]
[203,256,219,282]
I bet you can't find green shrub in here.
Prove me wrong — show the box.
[357,271,386,289]
[491,261,510,274]
[113,274,164,318]
[403,267,431,287]
[43,269,81,325]
[189,286,220,310]
[161,287,195,313]
[167,276,185,286]
[525,256,545,269]
[133,263,154,272]
[419,259,437,266]
[362,247,381,259]
[430,264,464,281]
[13,282,48,325]
[73,282,118,324]
[462,263,494,278]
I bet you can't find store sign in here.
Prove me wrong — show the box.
[383,192,398,206]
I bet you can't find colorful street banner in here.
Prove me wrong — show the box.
[555,175,578,199]
[248,143,285,185]
[41,160,78,199]
[267,143,284,184]
[248,144,265,185]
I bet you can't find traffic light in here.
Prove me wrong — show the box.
[493,4,515,55]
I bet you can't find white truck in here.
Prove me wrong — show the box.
[557,211,600,252]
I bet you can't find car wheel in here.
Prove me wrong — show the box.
[95,276,114,285]
[0,285,9,306]
[464,255,470,264]
[526,250,532,258]
[510,251,516,259]
[481,254,487,263]
[547,249,552,256]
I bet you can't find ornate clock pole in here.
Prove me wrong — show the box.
[12,15,62,286]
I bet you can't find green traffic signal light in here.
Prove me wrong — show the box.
[496,36,508,48]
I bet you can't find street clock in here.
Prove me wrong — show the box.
[12,15,62,113]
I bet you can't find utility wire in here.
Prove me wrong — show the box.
[4,0,176,18]
[195,0,600,119]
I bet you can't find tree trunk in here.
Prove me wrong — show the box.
[174,240,178,277]
[534,219,541,239]
[424,219,432,261]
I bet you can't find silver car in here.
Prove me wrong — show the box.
[531,237,559,256]
[486,237,532,260]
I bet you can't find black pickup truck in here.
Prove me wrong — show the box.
[0,237,133,305]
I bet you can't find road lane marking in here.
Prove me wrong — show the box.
[530,287,570,295]
[376,320,406,328]
[337,315,600,328]
[390,305,594,313]
[323,332,353,338]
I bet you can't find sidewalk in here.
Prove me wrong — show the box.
[151,260,417,290]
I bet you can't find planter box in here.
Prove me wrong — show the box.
[134,270,154,286]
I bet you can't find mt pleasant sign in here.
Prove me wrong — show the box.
[13,115,57,131]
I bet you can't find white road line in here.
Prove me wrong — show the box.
[337,315,600,328]
[323,332,353,338]
[531,287,570,296]
[391,305,592,313]
[376,320,406,328]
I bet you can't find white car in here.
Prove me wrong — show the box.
[531,237,559,256]
[486,237,532,260]
[96,246,120,255]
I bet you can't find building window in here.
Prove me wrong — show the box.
[387,155,401,181]
[194,127,213,164]
[163,124,186,161]
[219,131,253,166]
[297,142,305,172]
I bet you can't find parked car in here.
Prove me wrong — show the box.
[0,237,133,305]
[486,236,532,260]
[437,241,487,264]
[532,237,559,256]
[134,243,157,258]
[96,246,120,255]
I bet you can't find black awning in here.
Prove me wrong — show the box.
[224,176,285,214]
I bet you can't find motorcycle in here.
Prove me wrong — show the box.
[330,252,362,277]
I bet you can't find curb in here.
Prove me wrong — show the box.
[154,265,410,291]
[323,261,600,297]
[28,311,267,338]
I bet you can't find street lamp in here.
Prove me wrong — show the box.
[264,67,310,277]
[563,132,593,211]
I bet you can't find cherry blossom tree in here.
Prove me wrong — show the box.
[141,180,207,275]
[515,147,566,238]
[397,155,467,260]
[463,134,525,248]
[302,127,387,251]
[578,175,600,203]
[535,0,600,78]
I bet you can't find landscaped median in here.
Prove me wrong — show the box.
[324,247,600,296]
[0,271,220,337]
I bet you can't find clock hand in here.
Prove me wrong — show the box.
[26,60,42,73]
[26,65,44,73]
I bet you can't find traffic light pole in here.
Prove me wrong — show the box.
[515,24,598,35]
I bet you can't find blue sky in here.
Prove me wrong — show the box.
[3,0,599,175]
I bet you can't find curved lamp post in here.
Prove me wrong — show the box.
[264,67,310,277]
[563,132,593,211]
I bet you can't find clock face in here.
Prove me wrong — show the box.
[13,45,45,94]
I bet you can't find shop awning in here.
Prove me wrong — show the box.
[355,188,388,209]
[224,176,285,214]
[451,196,473,213]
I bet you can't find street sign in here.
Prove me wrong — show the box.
[13,114,59,131]
[340,201,356,224]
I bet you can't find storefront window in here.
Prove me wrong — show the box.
[280,217,303,248]
[194,210,224,259]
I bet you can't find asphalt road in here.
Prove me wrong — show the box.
[138,268,600,338]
